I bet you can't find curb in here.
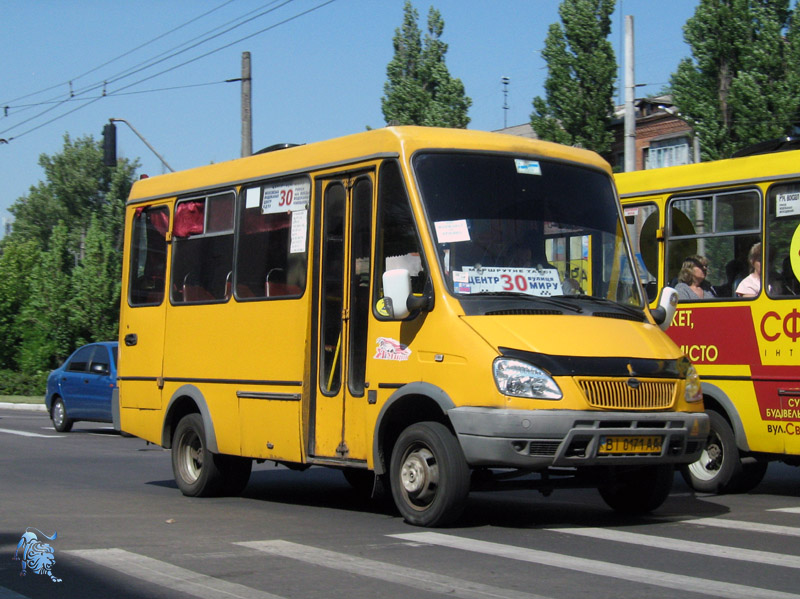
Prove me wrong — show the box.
[0,402,47,412]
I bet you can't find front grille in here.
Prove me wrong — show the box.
[577,377,676,410]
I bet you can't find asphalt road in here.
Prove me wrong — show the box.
[2,407,800,599]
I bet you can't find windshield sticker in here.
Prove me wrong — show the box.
[374,337,412,361]
[777,192,800,218]
[515,159,542,176]
[435,219,471,243]
[261,179,310,214]
[289,209,308,254]
[460,266,562,296]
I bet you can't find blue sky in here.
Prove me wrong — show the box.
[0,0,699,231]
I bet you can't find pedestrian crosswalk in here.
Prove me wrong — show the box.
[4,508,798,599]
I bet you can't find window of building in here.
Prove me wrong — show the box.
[645,136,691,169]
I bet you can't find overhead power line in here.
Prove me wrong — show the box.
[0,0,337,143]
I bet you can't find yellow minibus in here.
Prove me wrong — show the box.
[116,126,707,526]
[616,145,800,493]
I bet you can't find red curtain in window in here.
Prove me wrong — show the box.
[174,200,205,238]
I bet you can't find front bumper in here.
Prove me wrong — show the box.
[448,407,709,469]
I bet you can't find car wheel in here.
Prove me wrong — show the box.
[598,464,675,514]
[389,421,470,527]
[171,413,224,497]
[680,410,741,494]
[51,398,73,433]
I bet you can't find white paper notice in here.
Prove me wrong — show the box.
[777,192,800,218]
[435,219,471,243]
[245,187,261,209]
[290,209,308,253]
[262,178,310,214]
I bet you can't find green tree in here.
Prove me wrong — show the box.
[671,0,800,160]
[0,132,136,382]
[531,0,617,154]
[382,1,471,128]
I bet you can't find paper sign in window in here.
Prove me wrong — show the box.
[435,219,470,243]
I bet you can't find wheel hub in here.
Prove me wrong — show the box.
[400,447,437,503]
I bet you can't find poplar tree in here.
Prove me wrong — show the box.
[382,1,471,128]
[671,0,800,160]
[531,0,616,154]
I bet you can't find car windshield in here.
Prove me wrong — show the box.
[412,152,643,308]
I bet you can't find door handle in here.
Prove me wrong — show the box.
[125,334,138,346]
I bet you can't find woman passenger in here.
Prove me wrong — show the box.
[675,255,713,300]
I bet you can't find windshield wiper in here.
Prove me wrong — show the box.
[470,292,584,313]
[558,295,645,319]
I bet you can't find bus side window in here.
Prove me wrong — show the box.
[767,182,800,297]
[129,205,169,306]
[374,161,427,316]
[235,177,309,300]
[171,192,235,304]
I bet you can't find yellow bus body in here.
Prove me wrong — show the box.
[117,126,707,526]
[616,148,800,492]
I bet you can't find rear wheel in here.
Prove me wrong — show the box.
[598,464,674,514]
[51,398,73,433]
[389,421,470,527]
[172,413,224,497]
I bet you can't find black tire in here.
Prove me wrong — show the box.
[598,464,674,514]
[389,421,470,527]
[51,398,73,433]
[171,413,224,497]
[680,410,742,494]
[729,460,769,493]
[218,455,253,496]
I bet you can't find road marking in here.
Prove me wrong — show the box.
[0,586,29,599]
[0,428,60,438]
[549,526,800,569]
[238,539,554,599]
[769,507,800,514]
[65,548,286,599]
[391,532,800,599]
[689,517,800,537]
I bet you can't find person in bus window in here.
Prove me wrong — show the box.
[736,242,762,297]
[675,255,714,300]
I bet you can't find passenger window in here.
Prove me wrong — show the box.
[766,182,800,297]
[90,347,111,375]
[374,160,427,316]
[624,203,659,301]
[129,205,169,306]
[667,190,761,300]
[171,191,235,304]
[67,346,95,372]
[235,177,309,300]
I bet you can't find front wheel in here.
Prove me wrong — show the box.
[51,398,73,433]
[680,410,742,494]
[389,421,470,527]
[598,464,674,514]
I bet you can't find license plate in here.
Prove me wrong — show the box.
[598,435,663,454]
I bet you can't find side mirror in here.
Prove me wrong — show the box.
[650,286,678,331]
[382,269,412,319]
[381,268,431,320]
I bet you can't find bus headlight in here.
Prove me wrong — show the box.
[493,358,562,400]
[684,363,702,403]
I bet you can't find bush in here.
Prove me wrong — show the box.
[0,370,49,396]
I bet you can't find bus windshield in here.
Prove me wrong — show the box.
[413,152,642,308]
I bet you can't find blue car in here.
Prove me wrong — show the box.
[45,342,118,432]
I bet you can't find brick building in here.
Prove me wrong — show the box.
[496,95,697,172]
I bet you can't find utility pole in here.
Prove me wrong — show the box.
[624,15,636,172]
[241,51,252,157]
[502,76,510,129]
